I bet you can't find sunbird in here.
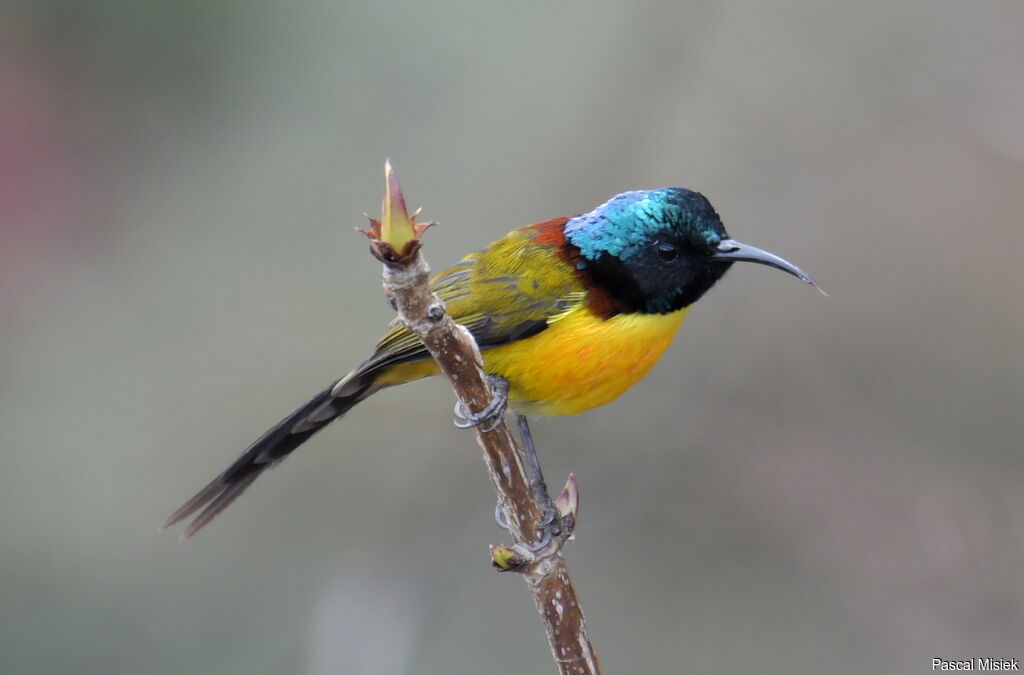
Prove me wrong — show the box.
[164,187,819,538]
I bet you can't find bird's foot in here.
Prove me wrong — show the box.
[493,496,561,552]
[453,374,509,432]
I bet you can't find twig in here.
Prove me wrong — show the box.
[361,161,600,675]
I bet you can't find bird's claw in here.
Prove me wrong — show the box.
[526,528,552,553]
[531,503,562,549]
[494,499,508,530]
[538,502,560,531]
[453,374,509,432]
[493,497,562,552]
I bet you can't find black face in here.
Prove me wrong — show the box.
[581,232,733,314]
[570,189,733,314]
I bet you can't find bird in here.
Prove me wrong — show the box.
[163,187,820,539]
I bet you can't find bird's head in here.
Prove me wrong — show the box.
[564,188,821,314]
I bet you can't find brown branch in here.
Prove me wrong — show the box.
[362,161,601,675]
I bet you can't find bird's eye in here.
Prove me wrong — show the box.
[655,242,678,262]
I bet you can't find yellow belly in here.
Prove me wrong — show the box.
[375,307,687,416]
[486,306,686,415]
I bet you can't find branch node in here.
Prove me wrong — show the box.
[426,302,446,322]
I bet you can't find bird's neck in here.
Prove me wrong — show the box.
[522,217,692,318]
[572,250,690,317]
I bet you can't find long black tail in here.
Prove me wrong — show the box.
[162,371,377,539]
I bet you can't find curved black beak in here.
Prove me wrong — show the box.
[711,239,826,295]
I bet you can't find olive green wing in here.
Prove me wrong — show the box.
[358,224,584,374]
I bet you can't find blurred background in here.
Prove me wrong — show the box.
[2,1,1022,673]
